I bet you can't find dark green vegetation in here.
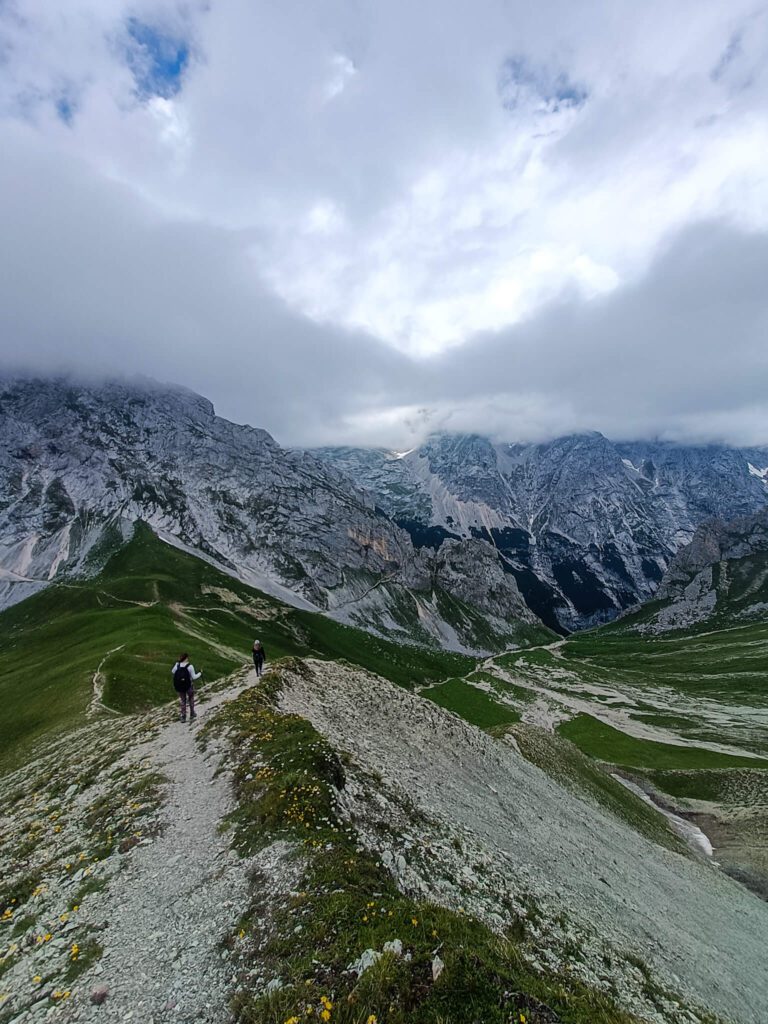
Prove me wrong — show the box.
[0,523,477,774]
[209,665,654,1024]
[421,678,521,730]
[645,767,768,804]
[558,715,764,771]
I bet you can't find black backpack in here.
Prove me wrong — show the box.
[173,664,192,692]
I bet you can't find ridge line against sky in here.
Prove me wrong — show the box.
[0,0,767,448]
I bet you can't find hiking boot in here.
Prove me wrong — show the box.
[189,711,197,721]
[179,713,186,722]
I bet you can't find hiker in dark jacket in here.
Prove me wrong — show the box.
[252,640,266,677]
[171,652,202,722]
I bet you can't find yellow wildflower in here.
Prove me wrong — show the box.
[33,976,42,984]
[70,943,80,960]
[320,1012,331,1023]
[411,917,418,926]
[283,1017,300,1024]
[366,1017,378,1024]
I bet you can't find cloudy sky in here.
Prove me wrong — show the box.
[1,0,767,447]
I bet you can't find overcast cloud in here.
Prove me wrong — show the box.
[1,0,767,447]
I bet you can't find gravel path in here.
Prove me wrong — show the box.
[58,676,257,1024]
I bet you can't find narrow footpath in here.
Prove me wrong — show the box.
[59,673,259,1024]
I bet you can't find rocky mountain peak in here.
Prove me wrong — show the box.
[0,376,545,653]
[315,430,768,631]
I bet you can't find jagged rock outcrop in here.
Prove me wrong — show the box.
[432,537,538,625]
[0,376,541,651]
[639,506,768,631]
[317,433,768,631]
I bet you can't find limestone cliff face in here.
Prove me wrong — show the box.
[317,433,768,631]
[432,538,538,625]
[0,376,539,651]
[0,377,421,607]
[641,506,768,631]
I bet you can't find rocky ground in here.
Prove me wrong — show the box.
[0,673,263,1023]
[3,659,768,1024]
[279,660,768,1024]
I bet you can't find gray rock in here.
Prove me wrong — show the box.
[0,376,537,650]
[347,948,381,977]
[316,433,768,631]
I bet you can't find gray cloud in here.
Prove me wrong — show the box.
[0,1,767,447]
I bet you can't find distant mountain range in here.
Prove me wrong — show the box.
[2,374,766,641]
[0,376,543,653]
[315,433,768,631]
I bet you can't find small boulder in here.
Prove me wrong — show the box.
[90,987,109,1005]
[348,948,382,977]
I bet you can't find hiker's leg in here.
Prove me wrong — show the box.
[179,691,187,719]
[188,687,196,715]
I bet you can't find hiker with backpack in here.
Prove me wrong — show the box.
[171,652,202,722]
[252,640,265,677]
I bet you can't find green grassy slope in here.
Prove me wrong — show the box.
[0,523,477,774]
[565,620,768,701]
[558,714,763,771]
[421,678,521,729]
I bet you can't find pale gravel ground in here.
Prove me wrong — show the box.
[51,679,259,1024]
[280,659,768,1024]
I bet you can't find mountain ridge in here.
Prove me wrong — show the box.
[315,432,768,631]
[0,375,544,653]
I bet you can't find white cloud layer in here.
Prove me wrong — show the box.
[1,0,767,446]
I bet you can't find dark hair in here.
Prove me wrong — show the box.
[179,652,188,662]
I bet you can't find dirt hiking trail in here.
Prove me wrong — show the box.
[57,671,261,1024]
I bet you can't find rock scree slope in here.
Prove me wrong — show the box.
[278,659,768,1024]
